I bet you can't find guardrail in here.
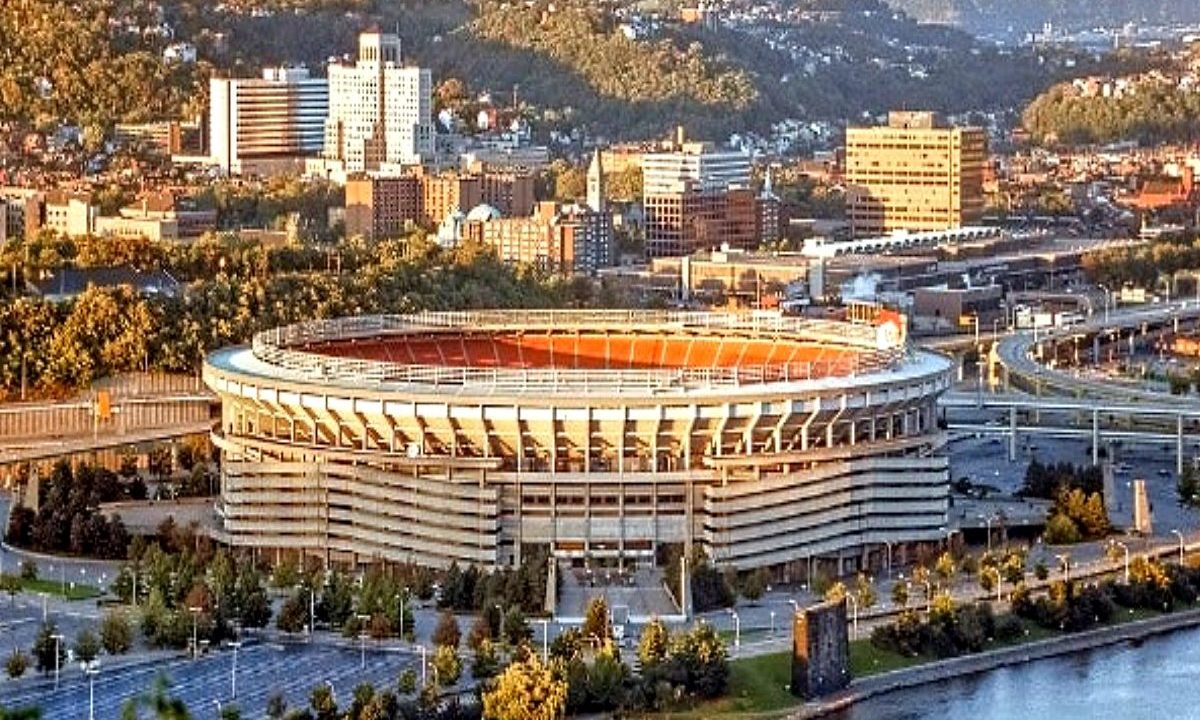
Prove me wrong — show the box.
[246,312,907,393]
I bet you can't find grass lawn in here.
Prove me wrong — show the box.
[4,575,102,601]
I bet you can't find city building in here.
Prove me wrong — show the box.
[43,191,96,238]
[461,201,614,275]
[0,188,45,241]
[322,31,433,173]
[344,167,535,240]
[210,66,329,175]
[642,130,776,257]
[844,111,987,236]
[204,308,952,573]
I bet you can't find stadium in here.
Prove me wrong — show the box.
[202,308,954,578]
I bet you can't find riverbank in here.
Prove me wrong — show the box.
[794,605,1200,719]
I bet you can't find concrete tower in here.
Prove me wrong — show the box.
[586,148,605,213]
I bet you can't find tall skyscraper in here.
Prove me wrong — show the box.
[209,66,329,175]
[844,111,987,236]
[323,31,434,172]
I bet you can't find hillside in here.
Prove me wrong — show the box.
[1022,51,1200,146]
[885,0,1200,37]
[0,0,1120,142]
[0,0,197,143]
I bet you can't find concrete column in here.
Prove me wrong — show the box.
[1178,414,1185,476]
[1008,405,1017,462]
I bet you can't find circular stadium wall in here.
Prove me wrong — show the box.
[202,310,954,576]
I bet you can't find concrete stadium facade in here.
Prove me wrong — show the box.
[202,310,954,576]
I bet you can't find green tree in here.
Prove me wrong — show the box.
[265,693,288,720]
[120,675,190,720]
[1177,465,1199,507]
[31,622,66,675]
[637,617,670,669]
[582,596,610,642]
[430,645,462,687]
[1044,513,1082,545]
[396,668,417,695]
[74,628,100,664]
[891,581,909,608]
[309,683,338,720]
[482,657,567,720]
[854,573,878,609]
[502,606,531,647]
[277,592,309,634]
[5,649,28,679]
[471,638,500,680]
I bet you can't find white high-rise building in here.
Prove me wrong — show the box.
[323,31,434,172]
[209,66,329,175]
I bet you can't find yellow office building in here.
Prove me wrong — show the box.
[845,111,986,236]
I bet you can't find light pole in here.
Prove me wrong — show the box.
[538,619,550,663]
[846,594,858,640]
[1172,529,1186,565]
[1055,554,1070,583]
[728,609,740,652]
[356,613,370,670]
[418,644,428,686]
[988,567,1002,603]
[228,639,242,699]
[787,599,800,614]
[84,660,100,720]
[978,514,998,554]
[308,587,316,641]
[51,633,64,689]
[189,606,203,659]
[1113,541,1130,584]
[922,580,933,612]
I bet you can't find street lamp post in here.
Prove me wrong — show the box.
[989,567,1002,603]
[228,639,242,699]
[1055,554,1070,583]
[418,644,428,686]
[356,613,370,670]
[884,541,893,578]
[84,661,99,720]
[770,610,776,636]
[188,606,203,660]
[51,633,64,689]
[978,514,998,554]
[1113,541,1130,584]
[846,594,858,640]
[728,609,740,652]
[538,619,550,663]
[1172,530,1186,565]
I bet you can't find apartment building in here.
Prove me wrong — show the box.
[322,32,433,172]
[461,201,614,275]
[344,168,536,239]
[210,66,329,175]
[844,111,987,236]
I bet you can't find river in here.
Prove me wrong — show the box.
[831,627,1200,720]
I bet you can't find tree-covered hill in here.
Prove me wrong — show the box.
[0,0,1130,141]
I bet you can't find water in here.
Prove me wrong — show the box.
[832,628,1200,720]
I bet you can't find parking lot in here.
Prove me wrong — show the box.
[0,641,422,719]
